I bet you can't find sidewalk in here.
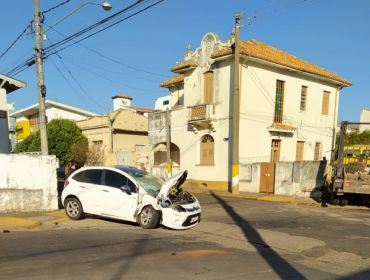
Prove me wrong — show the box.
[1,189,368,232]
[183,185,317,205]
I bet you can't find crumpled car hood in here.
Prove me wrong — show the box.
[157,170,188,200]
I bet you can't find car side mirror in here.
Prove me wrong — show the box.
[120,185,131,195]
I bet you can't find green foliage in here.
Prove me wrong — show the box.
[14,119,87,165]
[70,137,89,166]
[345,131,370,145]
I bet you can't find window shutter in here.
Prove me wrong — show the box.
[203,72,214,104]
[200,135,214,165]
[322,91,330,115]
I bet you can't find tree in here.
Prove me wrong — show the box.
[14,119,88,165]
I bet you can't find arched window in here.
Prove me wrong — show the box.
[200,135,214,165]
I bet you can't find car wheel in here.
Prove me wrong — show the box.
[139,206,159,229]
[64,197,84,220]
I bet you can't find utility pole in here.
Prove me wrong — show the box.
[231,13,241,194]
[165,108,172,178]
[34,0,48,155]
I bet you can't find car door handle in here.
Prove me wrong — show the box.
[102,189,110,192]
[79,186,86,189]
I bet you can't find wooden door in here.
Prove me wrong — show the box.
[270,140,281,162]
[260,162,275,193]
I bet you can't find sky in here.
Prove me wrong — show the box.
[1,0,369,121]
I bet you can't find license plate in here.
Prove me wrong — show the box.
[190,216,199,223]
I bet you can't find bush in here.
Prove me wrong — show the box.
[14,119,88,165]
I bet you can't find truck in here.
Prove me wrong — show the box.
[330,121,370,206]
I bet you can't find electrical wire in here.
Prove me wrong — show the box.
[46,37,107,112]
[6,0,166,77]
[0,22,32,61]
[44,24,166,81]
[41,0,72,15]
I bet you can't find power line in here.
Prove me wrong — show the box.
[6,0,166,77]
[46,36,107,112]
[44,0,147,54]
[41,0,72,15]
[44,0,167,78]
[0,22,32,62]
[44,24,167,80]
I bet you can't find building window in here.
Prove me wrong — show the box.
[300,86,307,111]
[274,80,285,123]
[270,139,281,162]
[322,91,330,115]
[296,141,304,161]
[203,71,214,104]
[200,134,214,165]
[314,142,322,160]
[163,100,169,106]
[92,140,103,147]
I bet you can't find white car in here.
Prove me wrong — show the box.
[61,166,201,230]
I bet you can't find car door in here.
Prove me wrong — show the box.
[97,169,138,221]
[71,169,103,214]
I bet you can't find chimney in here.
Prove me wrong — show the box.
[112,94,133,111]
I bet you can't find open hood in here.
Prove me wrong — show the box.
[157,170,188,199]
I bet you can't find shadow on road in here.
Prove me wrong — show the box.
[336,269,370,280]
[210,192,307,280]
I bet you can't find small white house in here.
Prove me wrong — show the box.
[0,74,26,153]
[11,99,97,141]
[359,108,370,132]
[148,32,351,191]
[154,95,171,111]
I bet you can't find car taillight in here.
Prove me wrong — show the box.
[64,179,70,188]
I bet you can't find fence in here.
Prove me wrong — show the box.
[239,160,327,197]
[0,154,58,211]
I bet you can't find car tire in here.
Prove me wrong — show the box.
[64,197,84,220]
[139,206,159,229]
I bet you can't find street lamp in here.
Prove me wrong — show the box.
[43,2,113,34]
[34,0,113,155]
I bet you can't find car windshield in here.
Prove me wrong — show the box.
[116,166,164,196]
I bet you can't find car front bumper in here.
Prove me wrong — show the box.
[161,204,201,230]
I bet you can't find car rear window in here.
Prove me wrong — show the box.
[73,169,102,185]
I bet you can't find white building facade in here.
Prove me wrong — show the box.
[149,33,351,191]
[11,100,97,142]
[154,95,171,111]
[359,108,370,132]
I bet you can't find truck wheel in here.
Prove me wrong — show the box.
[139,206,159,229]
[339,199,348,207]
[332,198,340,206]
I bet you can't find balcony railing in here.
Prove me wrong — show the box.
[188,104,214,122]
[274,114,283,123]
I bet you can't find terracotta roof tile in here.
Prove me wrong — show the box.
[211,39,351,86]
[112,94,133,100]
[160,74,185,88]
[126,106,154,113]
[171,60,197,73]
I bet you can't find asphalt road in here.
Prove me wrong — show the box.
[1,194,370,280]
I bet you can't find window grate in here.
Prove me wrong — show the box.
[274,80,285,123]
[300,86,307,111]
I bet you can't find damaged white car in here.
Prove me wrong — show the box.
[61,166,201,229]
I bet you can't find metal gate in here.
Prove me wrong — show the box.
[260,162,275,193]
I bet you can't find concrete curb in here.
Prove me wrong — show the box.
[0,217,41,230]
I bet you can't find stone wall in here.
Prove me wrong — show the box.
[0,154,58,211]
[239,160,327,197]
